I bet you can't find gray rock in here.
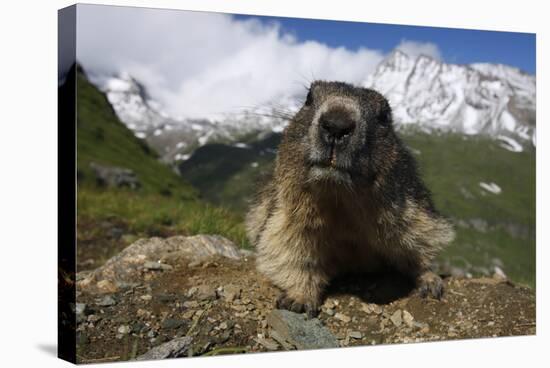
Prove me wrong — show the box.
[269,330,295,350]
[118,325,131,335]
[96,295,116,307]
[390,310,403,327]
[77,235,243,293]
[136,336,193,361]
[222,284,241,302]
[348,331,362,339]
[402,310,414,328]
[196,285,217,301]
[334,313,351,323]
[144,261,173,271]
[255,337,279,351]
[267,309,339,350]
[90,162,140,190]
[75,303,87,316]
[162,318,185,330]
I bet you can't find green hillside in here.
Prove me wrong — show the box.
[179,130,535,287]
[75,70,247,269]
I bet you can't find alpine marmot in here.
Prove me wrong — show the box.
[246,81,455,317]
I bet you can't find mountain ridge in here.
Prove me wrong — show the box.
[87,50,536,162]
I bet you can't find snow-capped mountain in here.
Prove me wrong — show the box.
[91,72,291,162]
[363,51,536,147]
[91,50,535,162]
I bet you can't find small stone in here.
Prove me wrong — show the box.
[371,305,383,315]
[132,322,146,333]
[140,294,152,301]
[96,295,116,307]
[183,300,199,308]
[187,287,198,297]
[222,285,241,302]
[324,308,335,316]
[219,322,228,330]
[144,261,173,271]
[87,314,101,323]
[334,313,351,323]
[390,310,403,327]
[269,329,295,350]
[255,337,279,351]
[348,331,362,339]
[182,310,195,319]
[323,299,336,309]
[196,285,217,301]
[136,336,193,360]
[361,303,372,314]
[402,310,414,328]
[267,309,338,349]
[118,325,131,335]
[162,319,185,330]
[137,309,150,318]
[75,303,87,316]
[147,330,157,338]
[97,279,118,293]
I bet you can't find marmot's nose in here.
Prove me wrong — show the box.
[319,113,356,141]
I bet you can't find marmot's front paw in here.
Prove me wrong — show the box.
[276,292,319,318]
[417,271,444,299]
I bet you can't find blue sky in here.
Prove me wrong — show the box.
[234,14,536,74]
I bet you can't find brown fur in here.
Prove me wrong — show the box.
[246,81,455,316]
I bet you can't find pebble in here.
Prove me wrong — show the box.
[222,285,241,302]
[140,294,152,301]
[402,310,414,328]
[118,325,131,335]
[97,279,117,293]
[183,301,199,308]
[162,319,185,330]
[324,308,335,316]
[255,336,279,351]
[196,285,217,301]
[334,313,351,323]
[348,331,362,339]
[87,314,101,323]
[96,295,116,307]
[75,303,87,316]
[144,261,173,271]
[390,310,403,327]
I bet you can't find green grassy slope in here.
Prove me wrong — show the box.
[179,130,535,287]
[75,71,248,269]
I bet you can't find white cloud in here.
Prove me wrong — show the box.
[76,5,441,119]
[395,39,442,60]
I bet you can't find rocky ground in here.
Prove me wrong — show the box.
[74,235,536,364]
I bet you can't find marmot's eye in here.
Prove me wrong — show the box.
[305,90,313,106]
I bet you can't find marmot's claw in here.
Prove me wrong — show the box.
[417,272,444,300]
[276,292,319,318]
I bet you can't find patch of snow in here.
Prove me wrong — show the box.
[479,182,502,194]
[234,142,250,149]
[191,123,204,131]
[497,135,523,152]
[174,153,191,161]
[250,162,259,168]
[153,129,163,137]
[176,142,186,149]
[134,132,146,139]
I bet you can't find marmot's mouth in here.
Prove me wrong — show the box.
[329,142,337,167]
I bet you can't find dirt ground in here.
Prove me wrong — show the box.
[75,254,535,364]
